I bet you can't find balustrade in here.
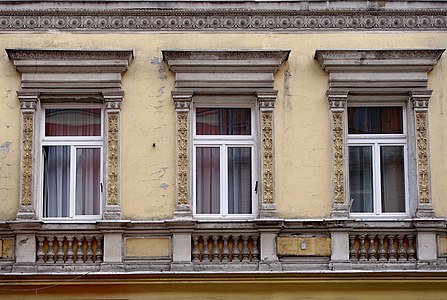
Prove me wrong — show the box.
[36,235,103,264]
[349,233,416,262]
[192,234,259,263]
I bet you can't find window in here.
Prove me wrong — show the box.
[41,107,103,219]
[193,106,255,217]
[348,106,408,216]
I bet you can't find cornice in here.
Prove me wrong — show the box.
[6,48,134,61]
[1,8,447,32]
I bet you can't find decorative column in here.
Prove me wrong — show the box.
[103,91,123,220]
[16,91,39,220]
[327,90,349,218]
[257,91,278,219]
[172,91,194,219]
[411,90,435,218]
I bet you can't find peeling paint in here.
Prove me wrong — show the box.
[19,237,28,246]
[151,56,167,80]
[0,142,11,153]
[160,183,169,190]
[151,167,168,180]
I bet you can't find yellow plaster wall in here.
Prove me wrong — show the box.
[0,33,446,220]
[125,237,170,257]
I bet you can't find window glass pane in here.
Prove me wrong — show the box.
[196,108,251,135]
[381,146,405,213]
[228,147,252,214]
[45,109,101,136]
[349,146,373,213]
[196,147,220,214]
[76,148,101,215]
[43,146,70,218]
[348,107,403,134]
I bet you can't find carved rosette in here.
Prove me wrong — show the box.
[261,112,274,204]
[20,112,34,206]
[107,113,119,206]
[332,112,345,204]
[415,111,430,204]
[177,113,189,205]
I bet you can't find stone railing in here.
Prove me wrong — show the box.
[349,232,417,262]
[192,233,260,264]
[36,234,103,264]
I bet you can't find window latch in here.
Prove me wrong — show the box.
[254,181,258,193]
[100,182,103,193]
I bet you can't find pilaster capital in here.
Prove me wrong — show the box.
[256,91,277,110]
[327,89,348,110]
[103,90,124,110]
[172,90,193,111]
[411,90,432,110]
[17,91,39,110]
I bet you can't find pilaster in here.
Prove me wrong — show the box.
[103,91,123,220]
[327,90,349,218]
[16,91,39,220]
[172,91,194,219]
[411,90,435,218]
[257,91,278,219]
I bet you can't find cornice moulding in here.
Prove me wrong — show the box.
[1,8,447,31]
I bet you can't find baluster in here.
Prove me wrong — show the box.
[66,236,74,263]
[222,235,229,262]
[251,235,259,262]
[228,236,234,262]
[202,236,210,263]
[241,235,249,262]
[397,234,405,261]
[349,234,357,261]
[47,238,55,263]
[212,235,220,262]
[85,236,93,263]
[388,235,397,261]
[192,235,200,262]
[96,237,103,263]
[36,236,45,263]
[368,235,376,261]
[76,236,85,263]
[55,236,65,263]
[378,234,387,261]
[407,234,416,261]
[358,234,367,261]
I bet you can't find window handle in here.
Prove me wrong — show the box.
[254,181,258,193]
[100,183,103,193]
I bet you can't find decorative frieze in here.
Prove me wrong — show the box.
[107,113,119,206]
[415,112,430,204]
[331,112,345,205]
[1,10,447,32]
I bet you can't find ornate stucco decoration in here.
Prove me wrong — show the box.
[316,49,444,218]
[1,5,447,32]
[107,113,120,206]
[7,49,133,220]
[164,49,289,219]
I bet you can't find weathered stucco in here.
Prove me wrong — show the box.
[0,33,446,220]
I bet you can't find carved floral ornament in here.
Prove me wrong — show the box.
[1,9,447,32]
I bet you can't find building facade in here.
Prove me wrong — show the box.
[1,0,447,298]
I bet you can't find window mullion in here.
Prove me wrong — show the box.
[70,145,76,218]
[221,145,227,217]
[374,143,382,215]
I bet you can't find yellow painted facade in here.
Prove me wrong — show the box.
[1,1,447,298]
[1,33,447,220]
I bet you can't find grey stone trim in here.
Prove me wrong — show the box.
[2,8,447,32]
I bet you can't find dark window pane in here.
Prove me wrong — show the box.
[349,146,373,213]
[45,109,101,136]
[196,147,220,214]
[76,148,101,215]
[43,146,70,218]
[196,108,251,135]
[381,146,405,213]
[348,107,403,134]
[228,147,252,214]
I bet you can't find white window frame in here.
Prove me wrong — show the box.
[192,100,257,219]
[38,104,104,220]
[348,103,409,218]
